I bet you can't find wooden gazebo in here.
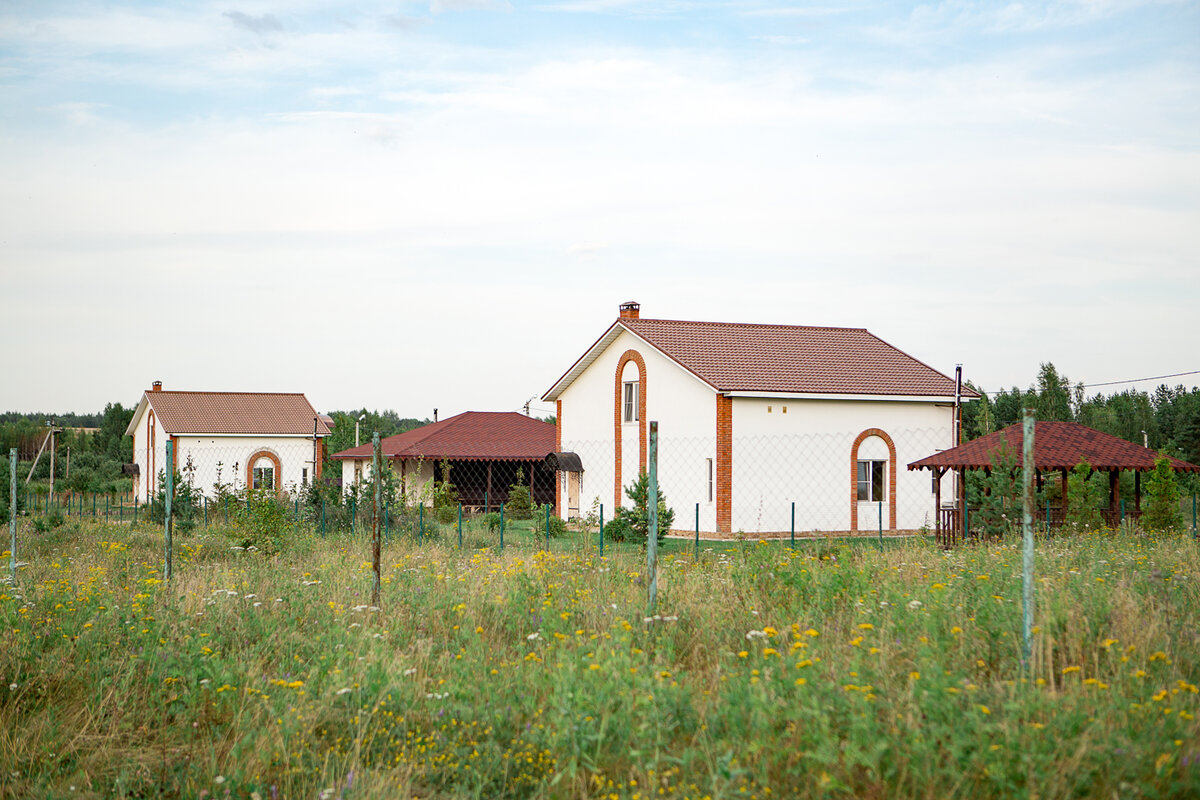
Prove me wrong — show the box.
[908,421,1200,546]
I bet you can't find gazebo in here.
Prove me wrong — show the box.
[908,421,1200,546]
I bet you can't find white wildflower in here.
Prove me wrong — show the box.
[908,600,923,610]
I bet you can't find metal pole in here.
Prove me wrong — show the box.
[499,505,505,551]
[544,503,550,551]
[164,440,174,581]
[372,432,381,607]
[457,503,462,549]
[9,448,16,582]
[878,499,884,550]
[647,421,659,616]
[790,501,795,549]
[1021,409,1035,667]
[599,504,604,557]
[203,496,207,527]
[419,503,423,544]
[695,502,700,560]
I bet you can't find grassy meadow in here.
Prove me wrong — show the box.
[1,517,1198,799]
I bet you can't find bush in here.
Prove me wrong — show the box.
[603,516,634,543]
[614,470,674,546]
[232,489,295,555]
[1143,455,1182,531]
[1065,459,1103,531]
[146,469,202,534]
[533,506,568,539]
[483,512,502,533]
[432,460,459,524]
[504,468,534,521]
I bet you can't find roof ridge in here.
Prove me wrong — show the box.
[626,317,869,333]
[148,390,308,397]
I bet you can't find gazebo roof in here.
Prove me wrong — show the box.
[907,421,1200,473]
[330,411,554,463]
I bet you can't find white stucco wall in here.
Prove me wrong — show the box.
[339,457,437,505]
[557,327,718,525]
[729,397,954,533]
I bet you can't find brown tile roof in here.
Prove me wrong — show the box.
[545,317,970,398]
[141,391,330,436]
[330,412,554,462]
[908,421,1200,473]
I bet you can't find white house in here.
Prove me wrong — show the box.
[124,382,331,503]
[542,302,975,536]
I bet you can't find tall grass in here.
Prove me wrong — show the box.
[1,519,1197,798]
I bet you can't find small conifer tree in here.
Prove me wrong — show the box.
[1143,455,1182,531]
[1065,458,1103,531]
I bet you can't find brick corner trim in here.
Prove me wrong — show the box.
[850,428,897,531]
[715,394,733,533]
[613,350,648,511]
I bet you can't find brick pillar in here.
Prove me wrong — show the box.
[715,394,732,533]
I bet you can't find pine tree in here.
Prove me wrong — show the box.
[615,470,675,546]
[1143,455,1182,531]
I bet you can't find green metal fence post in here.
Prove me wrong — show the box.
[419,504,424,544]
[385,502,390,542]
[647,421,659,616]
[133,497,138,525]
[457,503,463,549]
[164,440,174,581]
[92,492,96,517]
[1045,501,1050,532]
[203,496,207,528]
[105,495,109,524]
[877,499,884,550]
[1120,498,1125,523]
[1021,409,1036,668]
[790,501,795,549]
[9,448,16,582]
[599,504,604,557]
[544,503,550,551]
[499,504,505,551]
[695,502,700,560]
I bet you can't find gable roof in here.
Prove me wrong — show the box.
[907,421,1200,473]
[330,412,554,462]
[125,390,330,437]
[543,316,973,401]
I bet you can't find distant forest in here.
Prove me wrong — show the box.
[2,362,1199,494]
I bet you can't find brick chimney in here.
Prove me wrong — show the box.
[151,380,163,392]
[619,301,640,320]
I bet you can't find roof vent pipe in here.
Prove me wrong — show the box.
[434,408,438,423]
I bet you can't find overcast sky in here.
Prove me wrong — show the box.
[2,0,1197,419]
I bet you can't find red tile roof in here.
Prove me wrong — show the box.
[330,412,554,462]
[908,421,1200,473]
[544,316,972,399]
[137,391,330,436]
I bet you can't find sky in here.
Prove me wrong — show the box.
[1,0,1197,420]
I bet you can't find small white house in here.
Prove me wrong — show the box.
[124,382,331,503]
[542,303,975,535]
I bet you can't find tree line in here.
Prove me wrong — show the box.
[962,362,1200,468]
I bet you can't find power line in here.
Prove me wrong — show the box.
[1081,369,1200,389]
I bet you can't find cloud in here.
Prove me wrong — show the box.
[430,0,512,13]
[223,10,284,37]
[382,14,430,30]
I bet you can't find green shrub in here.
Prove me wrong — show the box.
[232,489,294,555]
[504,468,534,520]
[1143,454,1182,531]
[432,460,459,524]
[603,516,634,543]
[483,512,502,533]
[533,506,568,538]
[1065,458,1103,531]
[614,470,675,546]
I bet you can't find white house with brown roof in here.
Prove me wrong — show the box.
[543,303,975,536]
[124,382,330,503]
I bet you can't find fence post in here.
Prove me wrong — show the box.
[790,501,795,549]
[1021,409,1036,668]
[499,504,505,551]
[457,503,462,549]
[133,497,138,525]
[92,492,96,517]
[105,494,109,523]
[1192,491,1196,539]
[695,502,700,560]
[647,421,659,616]
[164,440,174,582]
[372,432,381,607]
[877,499,884,550]
[203,496,207,528]
[9,448,16,582]
[544,503,550,551]
[418,504,423,544]
[599,504,604,557]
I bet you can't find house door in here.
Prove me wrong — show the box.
[567,472,581,519]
